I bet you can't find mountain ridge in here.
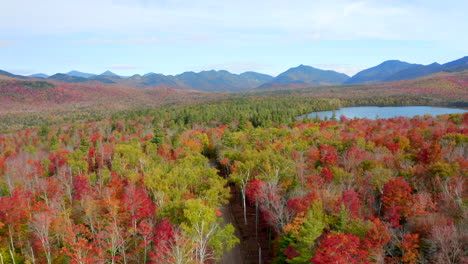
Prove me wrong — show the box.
[353,56,468,84]
[2,69,466,117]
[29,73,49,78]
[3,55,467,91]
[345,60,419,84]
[66,70,96,78]
[384,62,443,82]
[258,65,349,90]
[100,70,120,78]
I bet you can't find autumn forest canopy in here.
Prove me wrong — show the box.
[1,0,468,261]
[0,83,468,263]
[0,66,467,264]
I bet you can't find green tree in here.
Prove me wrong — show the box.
[151,126,165,146]
[287,201,328,264]
[181,199,239,263]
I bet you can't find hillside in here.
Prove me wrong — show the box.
[258,65,349,90]
[48,73,89,83]
[442,56,468,72]
[385,62,443,81]
[345,60,418,84]
[176,70,274,91]
[32,70,272,92]
[53,70,274,91]
[245,70,468,107]
[0,69,26,79]
[0,95,465,263]
[343,56,468,84]
[1,69,466,132]
[1,70,466,114]
[29,73,49,78]
[382,56,468,82]
[66,70,96,78]
[441,55,468,69]
[100,70,121,78]
[0,78,217,114]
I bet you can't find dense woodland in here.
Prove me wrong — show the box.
[0,116,239,263]
[222,113,467,264]
[1,69,467,131]
[0,94,444,132]
[0,90,466,263]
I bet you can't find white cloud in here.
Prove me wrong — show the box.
[74,38,159,44]
[0,0,466,45]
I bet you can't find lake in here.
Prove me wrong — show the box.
[302,106,468,120]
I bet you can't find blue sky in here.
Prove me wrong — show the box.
[1,0,467,77]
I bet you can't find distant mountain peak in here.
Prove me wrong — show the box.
[29,73,49,78]
[0,69,26,79]
[345,60,418,84]
[442,56,468,72]
[48,73,88,83]
[100,71,120,77]
[258,64,349,90]
[4,56,467,92]
[66,70,96,78]
[380,60,408,65]
[284,64,347,75]
[293,64,312,70]
[384,62,443,82]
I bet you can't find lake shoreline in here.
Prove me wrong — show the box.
[301,106,468,120]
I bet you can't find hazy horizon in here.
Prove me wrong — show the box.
[1,0,467,76]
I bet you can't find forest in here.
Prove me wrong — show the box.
[0,93,442,132]
[1,0,467,262]
[0,93,466,263]
[1,69,467,131]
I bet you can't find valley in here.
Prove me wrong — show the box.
[0,56,466,264]
[0,100,465,263]
[1,0,467,262]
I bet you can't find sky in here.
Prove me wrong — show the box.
[1,0,467,77]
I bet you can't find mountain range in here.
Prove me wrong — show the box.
[258,65,349,90]
[344,60,417,84]
[2,56,467,91]
[346,56,468,84]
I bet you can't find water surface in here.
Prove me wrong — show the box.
[303,106,467,120]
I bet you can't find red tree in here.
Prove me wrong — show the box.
[337,189,362,218]
[311,233,370,264]
[382,177,413,227]
[319,167,333,183]
[319,144,338,166]
[150,218,175,263]
[122,184,156,231]
[73,175,91,200]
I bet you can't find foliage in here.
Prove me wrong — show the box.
[0,84,466,263]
